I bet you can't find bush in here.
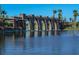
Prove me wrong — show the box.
[4,22,13,27]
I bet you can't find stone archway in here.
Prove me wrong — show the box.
[42,20,45,31]
[54,22,58,30]
[34,19,38,31]
[26,19,30,31]
[48,20,52,31]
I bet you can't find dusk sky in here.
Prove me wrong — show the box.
[1,4,79,21]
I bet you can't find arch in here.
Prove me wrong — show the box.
[26,19,30,31]
[34,19,38,31]
[42,20,45,31]
[57,22,60,30]
[54,22,58,30]
[45,20,48,31]
[48,20,52,31]
[51,20,55,30]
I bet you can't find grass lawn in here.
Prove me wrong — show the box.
[64,27,79,30]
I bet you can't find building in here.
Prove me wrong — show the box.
[0,18,4,29]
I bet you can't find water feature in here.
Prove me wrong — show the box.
[0,30,79,55]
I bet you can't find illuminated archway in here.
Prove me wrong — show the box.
[26,19,30,31]
[42,20,45,31]
[54,22,57,30]
[48,21,52,31]
[34,20,38,31]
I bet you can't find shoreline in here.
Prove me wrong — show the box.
[64,28,79,30]
[0,28,79,33]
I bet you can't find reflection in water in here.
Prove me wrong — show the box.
[51,30,61,36]
[52,35,62,54]
[26,31,30,38]
[30,31,34,37]
[0,30,79,54]
[34,31,38,37]
[38,31,42,37]
[14,31,26,49]
[45,31,48,36]
[0,31,5,54]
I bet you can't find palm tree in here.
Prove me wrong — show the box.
[2,10,7,18]
[73,10,78,28]
[58,9,62,20]
[69,18,72,22]
[53,10,57,18]
[0,6,3,18]
[0,5,7,18]
[73,10,78,21]
[69,18,73,28]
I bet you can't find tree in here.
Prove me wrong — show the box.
[73,10,78,28]
[0,5,2,18]
[0,5,7,18]
[2,10,7,18]
[73,10,78,21]
[53,10,57,18]
[69,18,72,22]
[58,9,62,20]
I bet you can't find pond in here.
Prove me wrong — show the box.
[0,30,79,55]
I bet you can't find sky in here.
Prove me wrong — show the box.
[1,4,79,21]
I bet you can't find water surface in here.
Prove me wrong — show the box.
[0,30,79,55]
